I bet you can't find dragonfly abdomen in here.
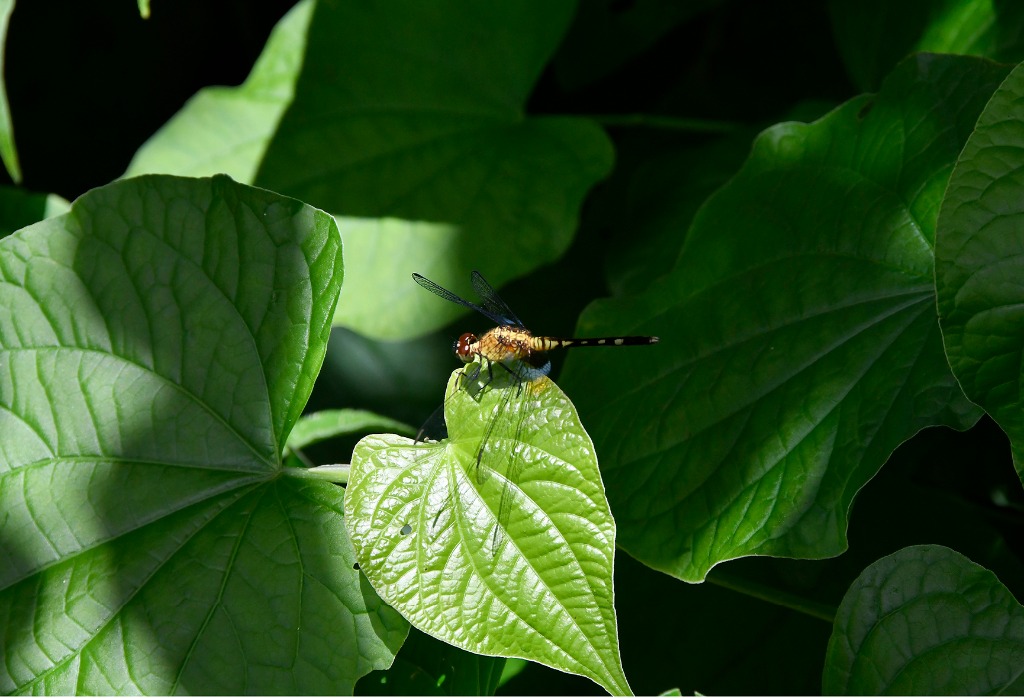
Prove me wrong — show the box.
[532,335,660,351]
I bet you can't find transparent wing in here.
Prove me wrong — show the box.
[470,271,526,328]
[471,361,536,554]
[412,272,509,326]
[422,359,539,556]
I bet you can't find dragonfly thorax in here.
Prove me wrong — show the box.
[456,325,542,366]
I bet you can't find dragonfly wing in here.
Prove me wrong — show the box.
[492,393,530,553]
[470,271,526,328]
[412,273,508,326]
[414,401,448,442]
[471,361,536,554]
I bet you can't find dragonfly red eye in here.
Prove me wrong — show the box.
[454,332,478,361]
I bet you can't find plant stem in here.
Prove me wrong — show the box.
[284,463,350,483]
[708,569,836,623]
[584,113,741,134]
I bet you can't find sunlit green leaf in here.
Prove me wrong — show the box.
[287,408,416,452]
[498,658,529,687]
[560,54,998,582]
[823,545,1024,694]
[125,1,311,184]
[346,366,631,695]
[936,59,1024,474]
[332,217,463,340]
[0,174,406,694]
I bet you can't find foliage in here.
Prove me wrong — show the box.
[2,0,1024,695]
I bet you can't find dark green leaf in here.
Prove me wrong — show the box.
[0,185,68,238]
[604,128,761,296]
[553,0,720,90]
[0,174,406,693]
[823,545,1024,694]
[829,0,1024,90]
[346,366,631,695]
[936,59,1024,473]
[560,54,999,582]
[356,627,506,696]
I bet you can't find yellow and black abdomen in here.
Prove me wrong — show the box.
[532,335,659,351]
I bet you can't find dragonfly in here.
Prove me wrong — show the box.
[412,271,658,553]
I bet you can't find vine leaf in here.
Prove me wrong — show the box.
[936,59,1024,476]
[824,545,1024,694]
[126,0,613,340]
[560,54,1003,582]
[0,174,406,694]
[346,368,631,696]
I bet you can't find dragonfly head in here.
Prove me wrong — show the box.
[454,332,477,362]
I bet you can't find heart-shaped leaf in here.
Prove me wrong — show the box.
[560,54,1001,582]
[0,174,407,694]
[346,366,631,695]
[823,545,1024,694]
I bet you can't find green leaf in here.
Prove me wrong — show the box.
[498,658,529,687]
[560,54,999,582]
[0,174,406,693]
[0,185,68,238]
[0,0,20,183]
[287,408,416,452]
[936,59,1024,473]
[126,0,613,340]
[125,0,311,184]
[345,367,631,695]
[553,0,720,89]
[823,545,1024,694]
[332,217,463,339]
[829,0,1024,90]
[603,128,760,297]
